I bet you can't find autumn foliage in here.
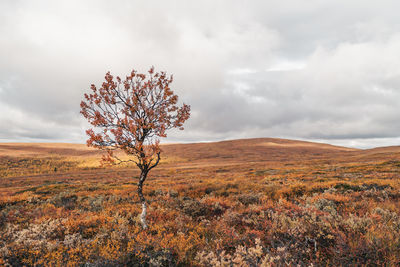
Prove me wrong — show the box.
[80,67,190,166]
[80,67,190,228]
[1,138,400,265]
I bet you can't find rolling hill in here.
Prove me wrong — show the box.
[0,137,360,160]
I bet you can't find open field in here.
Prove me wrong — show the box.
[1,138,400,266]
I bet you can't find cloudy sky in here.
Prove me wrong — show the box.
[1,0,400,148]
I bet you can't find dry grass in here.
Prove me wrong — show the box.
[1,138,400,266]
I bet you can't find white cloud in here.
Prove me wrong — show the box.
[1,0,400,148]
[266,60,306,72]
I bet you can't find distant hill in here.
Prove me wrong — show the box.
[0,138,399,164]
[0,143,99,157]
[0,138,354,156]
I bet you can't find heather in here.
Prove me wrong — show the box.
[1,139,399,266]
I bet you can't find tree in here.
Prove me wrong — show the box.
[80,67,190,229]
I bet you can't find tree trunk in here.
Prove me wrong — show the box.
[137,170,148,229]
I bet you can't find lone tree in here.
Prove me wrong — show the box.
[80,67,190,229]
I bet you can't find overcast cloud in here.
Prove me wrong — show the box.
[1,0,400,148]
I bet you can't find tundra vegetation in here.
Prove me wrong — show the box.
[0,138,400,266]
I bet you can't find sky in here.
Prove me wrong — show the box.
[1,0,400,148]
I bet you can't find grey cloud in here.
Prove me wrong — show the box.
[185,35,400,143]
[1,0,400,148]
